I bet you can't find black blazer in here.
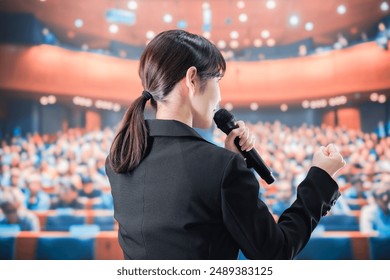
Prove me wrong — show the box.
[105,119,339,260]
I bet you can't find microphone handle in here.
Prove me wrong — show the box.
[233,137,275,184]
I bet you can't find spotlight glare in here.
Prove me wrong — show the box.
[230,31,239,39]
[74,19,83,28]
[381,2,389,11]
[239,13,248,22]
[289,15,300,26]
[305,22,314,31]
[266,0,276,10]
[127,1,138,10]
[109,24,119,33]
[163,14,173,23]
[261,30,270,39]
[337,5,347,15]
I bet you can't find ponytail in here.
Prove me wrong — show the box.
[109,92,151,173]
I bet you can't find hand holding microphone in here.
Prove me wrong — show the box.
[214,109,275,184]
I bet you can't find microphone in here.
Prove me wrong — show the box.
[213,109,275,184]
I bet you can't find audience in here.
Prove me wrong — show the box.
[0,188,40,231]
[0,121,389,235]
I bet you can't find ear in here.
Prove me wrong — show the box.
[185,66,198,96]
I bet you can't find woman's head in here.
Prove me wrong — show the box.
[139,29,225,102]
[109,30,225,173]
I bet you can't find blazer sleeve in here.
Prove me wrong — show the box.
[220,154,340,260]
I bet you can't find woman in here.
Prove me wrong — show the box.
[106,30,345,260]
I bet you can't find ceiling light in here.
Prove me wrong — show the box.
[266,0,276,10]
[370,93,379,102]
[127,1,138,10]
[302,100,309,109]
[337,5,347,14]
[253,39,262,47]
[305,22,314,31]
[163,14,173,23]
[289,15,300,26]
[74,19,83,28]
[280,104,288,112]
[266,38,275,47]
[230,31,239,39]
[250,103,259,111]
[239,13,248,22]
[40,97,48,106]
[109,24,119,33]
[202,2,210,9]
[146,31,155,39]
[378,95,387,103]
[261,30,270,39]
[381,2,389,11]
[237,1,245,9]
[229,40,239,49]
[217,40,227,49]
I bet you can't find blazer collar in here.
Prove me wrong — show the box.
[146,119,208,142]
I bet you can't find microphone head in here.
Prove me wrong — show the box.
[213,109,236,135]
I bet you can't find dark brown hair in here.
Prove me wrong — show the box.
[109,29,226,173]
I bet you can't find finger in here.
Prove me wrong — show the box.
[242,135,255,151]
[319,146,328,156]
[239,128,249,145]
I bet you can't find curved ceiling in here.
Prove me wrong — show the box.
[1,0,389,51]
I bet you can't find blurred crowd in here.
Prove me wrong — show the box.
[0,128,114,231]
[1,121,390,235]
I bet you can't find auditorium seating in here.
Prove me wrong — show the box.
[295,237,354,260]
[318,214,360,231]
[369,236,390,259]
[36,236,95,260]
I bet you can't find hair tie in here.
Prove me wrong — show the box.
[142,90,153,100]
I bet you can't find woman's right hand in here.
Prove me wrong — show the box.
[312,144,346,178]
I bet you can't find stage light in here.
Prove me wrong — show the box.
[40,97,48,106]
[289,15,300,26]
[237,1,245,9]
[230,31,239,39]
[163,14,173,23]
[146,31,155,39]
[337,5,346,14]
[370,93,379,102]
[302,100,309,109]
[261,30,270,39]
[266,38,275,47]
[381,1,389,11]
[250,103,259,111]
[217,40,227,49]
[253,39,262,47]
[47,95,56,104]
[127,1,138,10]
[109,24,119,33]
[266,0,276,10]
[305,22,314,31]
[378,95,387,103]
[74,19,83,28]
[280,104,288,112]
[239,13,248,22]
[229,40,239,49]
